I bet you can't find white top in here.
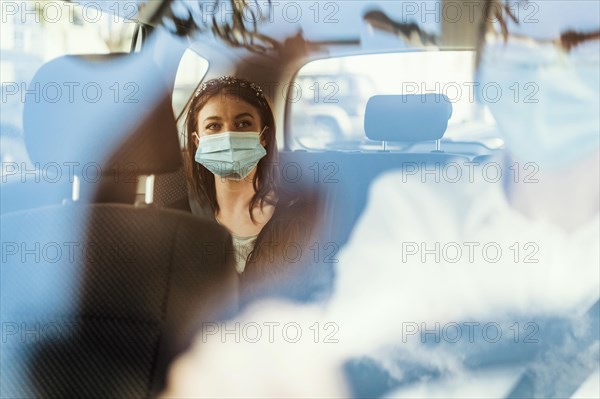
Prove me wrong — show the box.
[214,216,259,274]
[231,233,258,274]
[329,161,600,356]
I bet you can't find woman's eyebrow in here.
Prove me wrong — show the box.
[203,116,221,123]
[235,113,254,120]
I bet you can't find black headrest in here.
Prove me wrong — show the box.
[23,53,181,176]
[364,94,453,141]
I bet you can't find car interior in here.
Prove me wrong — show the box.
[0,1,500,396]
[2,0,597,397]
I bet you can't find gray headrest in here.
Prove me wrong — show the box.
[23,53,181,176]
[364,94,453,141]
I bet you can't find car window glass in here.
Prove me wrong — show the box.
[288,51,500,151]
[172,48,209,145]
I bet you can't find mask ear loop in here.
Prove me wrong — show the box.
[192,132,200,146]
[258,126,269,148]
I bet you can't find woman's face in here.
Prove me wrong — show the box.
[195,95,264,144]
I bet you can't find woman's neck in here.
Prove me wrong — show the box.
[214,169,257,216]
[213,168,276,237]
[505,152,600,232]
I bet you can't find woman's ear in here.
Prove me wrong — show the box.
[192,132,200,147]
[259,126,268,147]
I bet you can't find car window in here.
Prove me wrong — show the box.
[288,51,500,151]
[1,0,136,167]
[172,48,209,144]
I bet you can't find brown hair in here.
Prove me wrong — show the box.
[183,76,279,222]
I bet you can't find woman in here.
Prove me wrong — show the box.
[184,76,329,304]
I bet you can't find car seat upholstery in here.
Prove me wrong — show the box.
[1,53,237,397]
[278,93,464,247]
[153,165,191,210]
[364,94,452,142]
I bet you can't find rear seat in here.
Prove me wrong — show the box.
[279,151,465,247]
[280,93,465,246]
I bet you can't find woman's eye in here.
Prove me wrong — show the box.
[206,123,220,130]
[237,121,252,128]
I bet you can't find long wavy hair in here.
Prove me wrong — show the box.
[183,76,279,222]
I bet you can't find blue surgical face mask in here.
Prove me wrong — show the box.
[194,128,267,180]
[477,39,600,170]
